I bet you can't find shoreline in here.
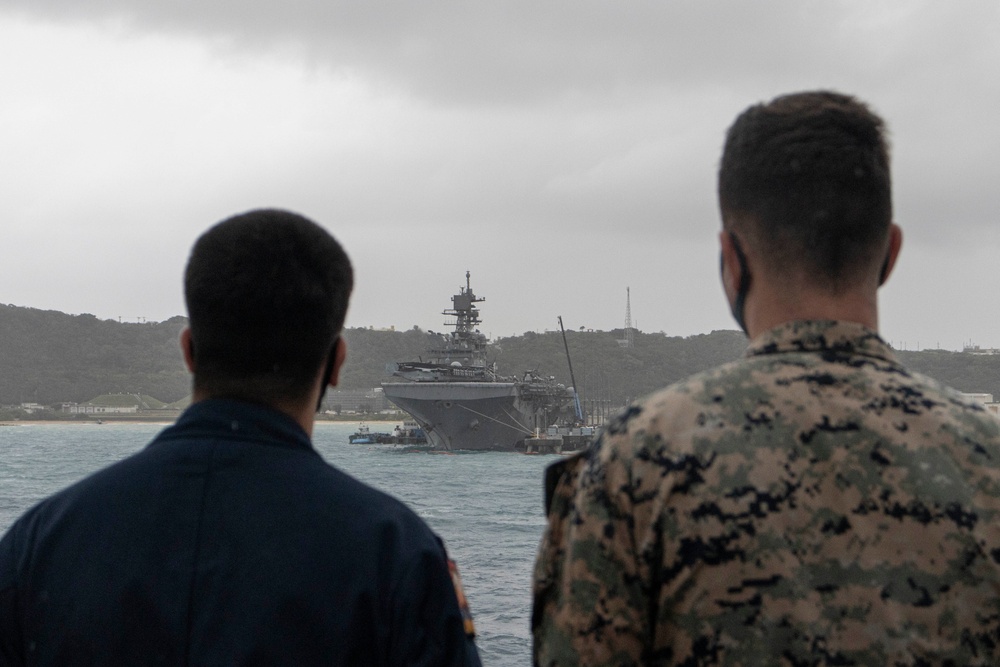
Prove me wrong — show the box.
[0,416,399,427]
[0,419,175,426]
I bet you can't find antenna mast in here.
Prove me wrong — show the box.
[623,287,634,348]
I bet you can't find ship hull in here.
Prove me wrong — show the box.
[381,381,561,451]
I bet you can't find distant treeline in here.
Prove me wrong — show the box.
[0,305,190,405]
[2,303,1000,407]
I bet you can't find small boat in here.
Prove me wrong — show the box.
[348,421,429,446]
[348,423,386,444]
[384,421,428,445]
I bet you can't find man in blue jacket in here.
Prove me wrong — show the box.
[0,209,481,666]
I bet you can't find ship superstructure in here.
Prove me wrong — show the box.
[381,273,573,451]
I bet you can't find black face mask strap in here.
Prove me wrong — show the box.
[728,232,752,335]
[316,337,340,413]
[878,253,890,286]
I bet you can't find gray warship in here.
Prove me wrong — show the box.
[381,273,574,451]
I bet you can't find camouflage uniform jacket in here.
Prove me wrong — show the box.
[533,320,1000,666]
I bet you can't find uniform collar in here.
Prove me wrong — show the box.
[160,398,314,452]
[745,320,897,364]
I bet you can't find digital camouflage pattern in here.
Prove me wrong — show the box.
[533,320,1000,666]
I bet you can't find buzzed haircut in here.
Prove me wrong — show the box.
[718,90,892,286]
[184,209,353,403]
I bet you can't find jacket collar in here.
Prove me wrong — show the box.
[746,320,897,364]
[158,398,314,452]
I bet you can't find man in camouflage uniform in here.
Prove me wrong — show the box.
[532,91,1000,665]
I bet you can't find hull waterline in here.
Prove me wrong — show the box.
[381,382,532,451]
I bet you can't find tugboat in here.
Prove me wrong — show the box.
[381,273,574,451]
[348,422,428,446]
[348,423,385,444]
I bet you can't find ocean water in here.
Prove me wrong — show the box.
[0,421,555,666]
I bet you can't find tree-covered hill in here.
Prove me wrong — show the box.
[897,349,1000,398]
[339,327,439,390]
[342,329,1000,406]
[0,304,190,404]
[489,328,750,405]
[3,303,999,409]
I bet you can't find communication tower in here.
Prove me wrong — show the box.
[618,287,634,349]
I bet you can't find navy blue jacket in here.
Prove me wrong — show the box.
[0,399,481,666]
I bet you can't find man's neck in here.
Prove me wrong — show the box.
[743,275,880,340]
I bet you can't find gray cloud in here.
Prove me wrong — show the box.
[5,2,981,102]
[2,1,999,349]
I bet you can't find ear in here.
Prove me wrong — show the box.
[878,223,903,287]
[327,337,347,388]
[180,327,196,373]
[718,230,743,299]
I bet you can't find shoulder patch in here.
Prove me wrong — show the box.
[448,559,476,637]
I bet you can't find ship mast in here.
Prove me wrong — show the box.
[446,270,484,334]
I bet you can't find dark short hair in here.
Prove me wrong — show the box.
[718,91,892,286]
[184,209,353,403]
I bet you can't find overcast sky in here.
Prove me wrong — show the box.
[2,1,998,350]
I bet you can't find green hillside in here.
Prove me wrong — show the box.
[2,303,998,410]
[0,304,190,405]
